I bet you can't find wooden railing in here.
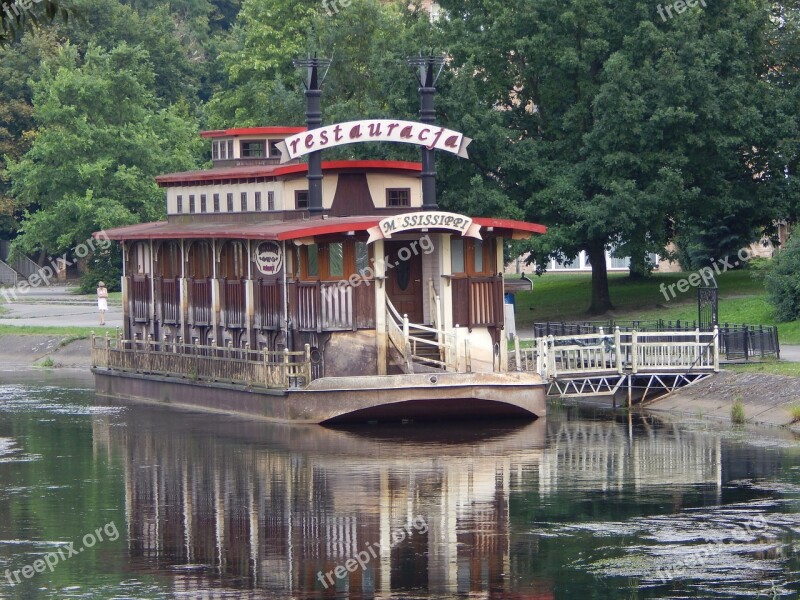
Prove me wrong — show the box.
[156,278,180,324]
[130,275,150,323]
[452,275,504,330]
[221,279,246,328]
[91,333,312,389]
[255,279,282,330]
[291,280,376,332]
[293,282,320,331]
[188,278,212,326]
[512,327,720,379]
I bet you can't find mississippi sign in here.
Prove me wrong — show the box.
[366,211,482,243]
[276,119,471,164]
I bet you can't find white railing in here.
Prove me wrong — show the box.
[513,327,719,380]
[386,298,413,373]
[385,297,464,372]
[428,278,444,359]
[320,283,354,330]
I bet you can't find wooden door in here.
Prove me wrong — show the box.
[385,241,423,323]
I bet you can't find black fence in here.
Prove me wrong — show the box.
[530,320,780,361]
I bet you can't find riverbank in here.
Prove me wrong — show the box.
[645,369,800,429]
[0,333,93,368]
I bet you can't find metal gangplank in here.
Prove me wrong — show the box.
[512,327,720,405]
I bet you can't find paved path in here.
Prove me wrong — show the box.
[0,284,123,330]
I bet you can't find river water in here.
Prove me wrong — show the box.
[0,370,798,599]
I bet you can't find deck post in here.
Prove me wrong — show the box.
[614,327,622,374]
[454,325,460,372]
[713,325,720,372]
[283,348,290,388]
[304,343,312,385]
[631,330,639,374]
[513,334,521,372]
[627,375,632,409]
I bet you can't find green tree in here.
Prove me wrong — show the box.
[766,234,800,320]
[436,0,793,313]
[7,43,203,260]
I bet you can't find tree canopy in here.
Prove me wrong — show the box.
[0,0,797,314]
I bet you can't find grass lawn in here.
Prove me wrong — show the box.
[0,325,98,338]
[725,360,800,377]
[512,270,800,344]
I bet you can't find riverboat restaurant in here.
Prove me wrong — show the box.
[101,123,545,378]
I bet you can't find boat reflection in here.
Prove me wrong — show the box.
[91,407,725,599]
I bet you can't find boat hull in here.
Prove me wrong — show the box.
[92,369,546,423]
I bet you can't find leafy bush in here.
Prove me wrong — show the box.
[78,247,122,294]
[731,398,746,425]
[765,235,800,321]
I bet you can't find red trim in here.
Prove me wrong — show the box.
[276,219,380,241]
[473,217,547,235]
[200,126,306,138]
[97,214,546,242]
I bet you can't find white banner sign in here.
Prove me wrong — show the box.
[276,119,471,164]
[367,212,482,243]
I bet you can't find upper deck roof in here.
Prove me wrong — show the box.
[99,215,547,242]
[155,160,423,186]
[200,126,307,138]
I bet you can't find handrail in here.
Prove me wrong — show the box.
[386,295,459,372]
[511,326,720,380]
[91,333,312,388]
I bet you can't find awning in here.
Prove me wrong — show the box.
[96,215,546,243]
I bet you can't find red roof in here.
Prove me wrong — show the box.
[156,160,422,186]
[200,126,306,138]
[97,215,546,242]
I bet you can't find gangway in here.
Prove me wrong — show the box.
[511,327,719,405]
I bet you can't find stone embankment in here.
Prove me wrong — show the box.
[646,370,800,428]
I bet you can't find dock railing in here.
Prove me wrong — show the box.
[512,327,719,380]
[91,333,312,389]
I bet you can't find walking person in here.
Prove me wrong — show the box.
[97,281,108,325]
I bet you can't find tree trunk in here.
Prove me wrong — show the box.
[587,243,613,314]
[628,253,649,280]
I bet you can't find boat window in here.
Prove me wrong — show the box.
[451,238,465,273]
[355,241,369,274]
[307,244,319,278]
[386,188,410,207]
[473,239,484,272]
[329,243,344,277]
[295,190,309,210]
[241,140,265,158]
